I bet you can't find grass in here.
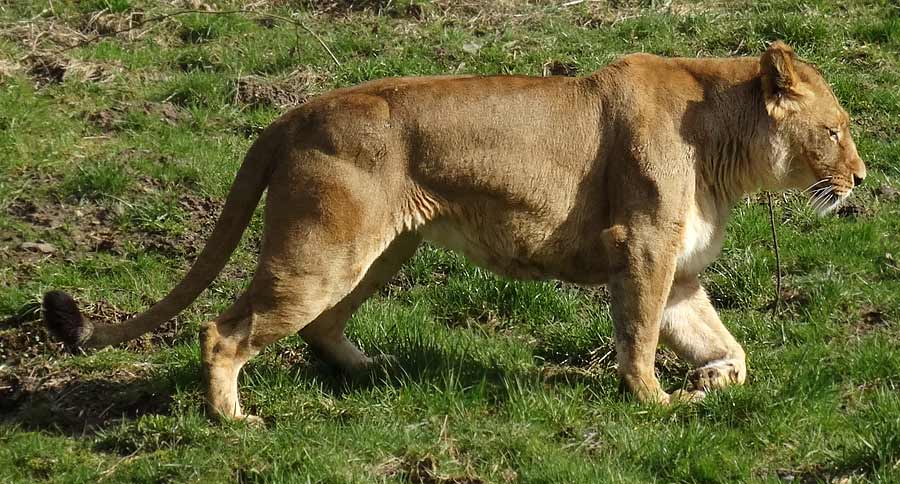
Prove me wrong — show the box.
[1,0,899,482]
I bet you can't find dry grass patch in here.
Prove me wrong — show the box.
[234,67,324,109]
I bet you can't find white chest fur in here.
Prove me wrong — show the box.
[676,196,726,277]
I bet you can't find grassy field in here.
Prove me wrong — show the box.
[1,0,899,482]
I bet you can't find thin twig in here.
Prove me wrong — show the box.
[766,192,785,341]
[56,8,341,67]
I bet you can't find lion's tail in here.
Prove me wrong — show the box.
[43,126,278,351]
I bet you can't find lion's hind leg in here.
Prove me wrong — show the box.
[661,277,747,393]
[200,291,257,422]
[299,232,421,373]
[200,159,407,421]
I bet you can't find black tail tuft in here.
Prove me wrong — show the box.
[43,290,93,350]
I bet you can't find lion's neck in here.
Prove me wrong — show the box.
[695,76,782,206]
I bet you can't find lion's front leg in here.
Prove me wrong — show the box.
[661,276,747,391]
[603,224,693,404]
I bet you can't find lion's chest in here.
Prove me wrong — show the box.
[676,201,725,277]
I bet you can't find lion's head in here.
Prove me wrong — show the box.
[760,41,867,215]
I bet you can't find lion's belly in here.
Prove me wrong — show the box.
[420,212,609,284]
[414,184,724,283]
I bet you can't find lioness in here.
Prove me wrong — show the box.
[43,41,866,421]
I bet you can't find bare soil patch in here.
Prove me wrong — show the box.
[534,338,614,371]
[88,101,186,132]
[24,53,66,85]
[763,286,813,313]
[1,178,219,357]
[23,52,120,86]
[874,183,899,201]
[5,174,219,262]
[0,306,59,365]
[836,200,870,218]
[6,197,124,257]
[1,16,122,85]
[853,305,890,336]
[0,297,180,368]
[129,177,221,259]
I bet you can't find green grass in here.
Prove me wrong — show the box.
[61,162,132,201]
[1,0,899,482]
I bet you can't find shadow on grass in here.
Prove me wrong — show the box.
[252,336,618,407]
[0,362,198,437]
[1,331,620,438]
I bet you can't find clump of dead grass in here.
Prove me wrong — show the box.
[234,67,324,109]
[375,453,487,484]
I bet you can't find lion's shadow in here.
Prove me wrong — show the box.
[1,338,617,439]
[249,338,617,410]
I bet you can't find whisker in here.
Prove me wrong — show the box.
[824,196,841,214]
[810,184,834,197]
[815,189,839,215]
[811,187,835,214]
[806,177,832,192]
[812,195,825,213]
[813,198,827,214]
[804,179,837,215]
[803,177,832,193]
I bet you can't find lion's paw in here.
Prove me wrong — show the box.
[351,353,399,376]
[214,413,265,427]
[237,414,265,426]
[369,353,399,368]
[689,359,745,391]
[668,389,707,404]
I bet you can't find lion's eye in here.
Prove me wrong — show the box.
[827,128,840,143]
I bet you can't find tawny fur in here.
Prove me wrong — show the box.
[43,41,867,419]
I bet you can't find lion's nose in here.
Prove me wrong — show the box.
[853,174,865,187]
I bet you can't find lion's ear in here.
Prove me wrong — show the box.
[760,41,808,119]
